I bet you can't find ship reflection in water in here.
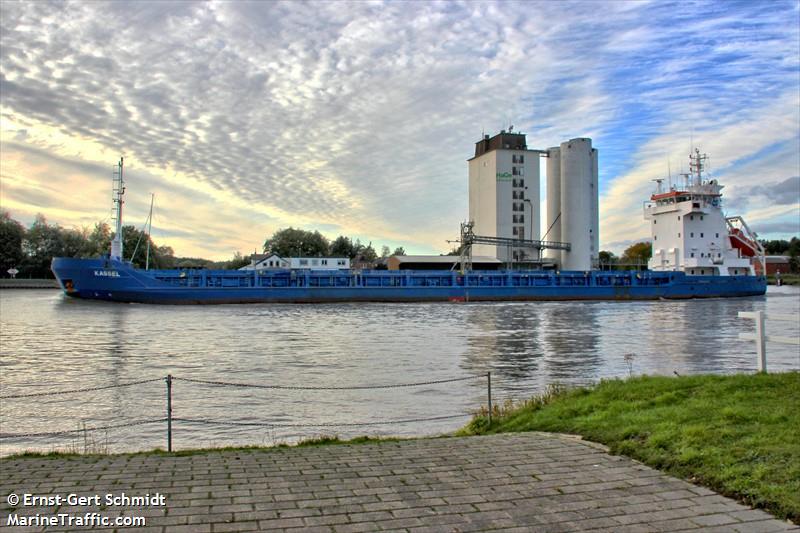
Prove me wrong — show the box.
[0,287,797,455]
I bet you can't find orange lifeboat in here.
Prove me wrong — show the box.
[729,228,758,257]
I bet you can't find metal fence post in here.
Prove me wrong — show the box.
[755,311,767,373]
[166,374,173,452]
[487,371,492,426]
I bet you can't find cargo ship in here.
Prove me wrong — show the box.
[51,146,766,304]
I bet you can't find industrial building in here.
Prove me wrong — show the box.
[387,255,502,271]
[468,131,599,270]
[545,138,599,271]
[241,254,350,270]
[468,131,543,263]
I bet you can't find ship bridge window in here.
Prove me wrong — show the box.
[691,232,694,237]
[678,216,681,220]
[678,233,681,238]
[653,220,656,224]
[700,216,704,220]
[693,203,700,208]
[700,233,704,238]
[690,215,694,220]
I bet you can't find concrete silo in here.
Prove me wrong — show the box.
[544,147,561,263]
[560,138,594,271]
[591,148,599,266]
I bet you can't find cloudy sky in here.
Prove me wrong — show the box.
[1,0,798,259]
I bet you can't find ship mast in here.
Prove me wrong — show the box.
[689,148,707,187]
[110,157,125,260]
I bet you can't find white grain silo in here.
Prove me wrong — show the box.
[560,138,594,271]
[544,147,562,264]
[591,148,599,266]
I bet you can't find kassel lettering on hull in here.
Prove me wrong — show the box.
[93,270,120,277]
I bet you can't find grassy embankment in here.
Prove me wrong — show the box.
[5,374,797,522]
[459,372,800,522]
[767,273,800,285]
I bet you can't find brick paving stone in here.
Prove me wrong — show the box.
[1,433,797,532]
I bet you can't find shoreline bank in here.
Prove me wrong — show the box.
[0,278,58,289]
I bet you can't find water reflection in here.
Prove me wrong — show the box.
[1,287,797,455]
[463,303,542,382]
[540,303,601,385]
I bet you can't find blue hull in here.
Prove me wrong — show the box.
[51,257,767,304]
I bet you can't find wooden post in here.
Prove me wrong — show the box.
[166,374,173,452]
[487,372,492,426]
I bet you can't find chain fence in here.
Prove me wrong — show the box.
[0,373,490,452]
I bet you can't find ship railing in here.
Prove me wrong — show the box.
[0,373,495,454]
[738,311,800,372]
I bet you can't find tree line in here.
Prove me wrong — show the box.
[262,227,405,262]
[0,211,248,278]
[4,209,795,278]
[0,213,410,279]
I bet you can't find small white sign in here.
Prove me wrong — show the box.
[7,268,19,278]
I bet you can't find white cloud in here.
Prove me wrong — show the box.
[1,0,798,259]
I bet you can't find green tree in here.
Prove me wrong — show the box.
[226,251,251,270]
[358,242,377,262]
[621,242,652,267]
[788,237,799,273]
[263,227,330,257]
[61,227,89,258]
[84,222,112,257]
[598,250,616,270]
[22,214,66,278]
[0,211,25,275]
[760,239,790,255]
[152,246,176,269]
[392,246,406,256]
[113,225,175,269]
[330,236,358,258]
[380,245,391,258]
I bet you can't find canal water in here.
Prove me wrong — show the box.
[1,287,798,455]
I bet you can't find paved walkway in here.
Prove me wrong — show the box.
[1,433,796,532]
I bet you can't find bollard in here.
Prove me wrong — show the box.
[166,374,173,452]
[754,311,767,373]
[487,371,492,426]
[740,311,768,373]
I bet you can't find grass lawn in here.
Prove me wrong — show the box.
[768,273,800,285]
[460,372,800,522]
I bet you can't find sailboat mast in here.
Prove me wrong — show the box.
[145,193,154,270]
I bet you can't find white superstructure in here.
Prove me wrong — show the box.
[644,149,762,276]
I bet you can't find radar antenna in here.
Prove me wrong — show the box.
[652,178,665,195]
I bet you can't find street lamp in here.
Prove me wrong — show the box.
[524,198,533,263]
